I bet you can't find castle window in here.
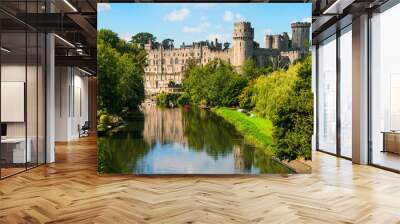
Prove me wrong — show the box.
[170,58,173,64]
[175,58,178,64]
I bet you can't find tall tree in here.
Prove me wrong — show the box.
[253,41,260,49]
[130,32,156,46]
[162,38,174,49]
[98,29,120,49]
[223,42,230,50]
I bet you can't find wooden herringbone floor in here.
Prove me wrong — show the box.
[0,136,400,224]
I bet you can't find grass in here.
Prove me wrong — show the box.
[213,107,275,155]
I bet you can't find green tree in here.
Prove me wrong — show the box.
[97,29,147,117]
[241,58,258,79]
[97,40,123,114]
[182,59,246,107]
[98,29,120,49]
[239,80,255,109]
[253,41,260,49]
[273,56,313,161]
[130,32,156,46]
[162,38,174,49]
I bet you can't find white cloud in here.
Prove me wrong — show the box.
[164,8,190,22]
[235,13,246,21]
[223,10,246,22]
[264,29,273,35]
[207,33,231,43]
[200,16,207,21]
[183,22,210,33]
[302,17,312,23]
[97,3,111,12]
[120,33,132,42]
[223,11,234,22]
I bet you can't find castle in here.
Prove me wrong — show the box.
[144,21,310,95]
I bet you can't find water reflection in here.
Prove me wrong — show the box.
[98,105,292,174]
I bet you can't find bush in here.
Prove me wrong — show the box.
[177,93,190,106]
[156,92,181,107]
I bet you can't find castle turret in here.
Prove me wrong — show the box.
[144,39,153,50]
[291,22,311,50]
[281,32,290,51]
[232,21,254,67]
[265,35,273,49]
[272,35,281,50]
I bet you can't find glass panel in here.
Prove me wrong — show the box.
[339,26,352,158]
[318,35,337,154]
[38,32,45,165]
[1,31,27,177]
[27,30,38,169]
[371,4,400,171]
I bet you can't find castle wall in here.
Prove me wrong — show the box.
[143,21,310,95]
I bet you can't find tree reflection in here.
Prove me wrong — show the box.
[98,106,292,174]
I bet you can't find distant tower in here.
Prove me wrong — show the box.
[291,22,311,50]
[272,35,281,50]
[265,35,273,49]
[281,32,290,51]
[144,39,153,50]
[232,21,254,67]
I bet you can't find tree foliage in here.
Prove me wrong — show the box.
[162,38,174,49]
[251,56,312,161]
[273,56,313,161]
[97,29,147,117]
[130,32,156,46]
[182,59,248,107]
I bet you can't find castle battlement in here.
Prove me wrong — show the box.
[291,22,311,28]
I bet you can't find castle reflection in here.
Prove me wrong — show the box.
[98,106,293,174]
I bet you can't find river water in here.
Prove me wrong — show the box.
[98,105,292,174]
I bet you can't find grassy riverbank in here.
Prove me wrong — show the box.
[213,107,312,173]
[213,107,275,156]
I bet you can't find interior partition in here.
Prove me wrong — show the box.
[0,2,46,179]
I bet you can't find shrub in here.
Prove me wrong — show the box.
[239,80,255,109]
[177,93,190,106]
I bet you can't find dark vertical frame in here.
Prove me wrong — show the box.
[36,0,39,167]
[315,44,320,152]
[336,27,341,157]
[367,11,373,165]
[25,0,28,171]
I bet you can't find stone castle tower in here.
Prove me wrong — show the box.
[232,22,254,67]
[265,32,290,51]
[291,22,311,50]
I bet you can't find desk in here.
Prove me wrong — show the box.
[381,131,400,155]
[1,138,31,163]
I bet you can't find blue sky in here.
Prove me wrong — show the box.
[98,3,311,48]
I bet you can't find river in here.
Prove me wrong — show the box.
[98,105,293,174]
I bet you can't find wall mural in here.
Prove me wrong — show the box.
[97,3,313,174]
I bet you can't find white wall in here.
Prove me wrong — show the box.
[55,67,89,141]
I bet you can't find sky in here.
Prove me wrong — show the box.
[97,3,311,48]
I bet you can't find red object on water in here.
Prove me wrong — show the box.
[183,104,190,112]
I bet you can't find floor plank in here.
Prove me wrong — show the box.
[0,136,399,223]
